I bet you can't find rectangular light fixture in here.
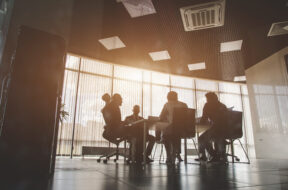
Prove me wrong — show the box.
[233,76,246,82]
[98,36,126,50]
[220,40,243,52]
[118,0,156,18]
[267,21,288,37]
[187,62,206,71]
[149,50,171,61]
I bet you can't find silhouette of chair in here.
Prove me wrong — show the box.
[155,108,198,163]
[172,107,198,163]
[97,108,128,163]
[223,110,250,164]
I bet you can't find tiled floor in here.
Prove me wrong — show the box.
[3,158,288,190]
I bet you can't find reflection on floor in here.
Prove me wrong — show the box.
[3,157,288,190]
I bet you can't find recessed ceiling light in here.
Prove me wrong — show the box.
[220,40,243,52]
[268,21,288,36]
[283,25,288,31]
[149,50,171,61]
[187,62,206,71]
[99,36,126,50]
[233,76,246,82]
[117,0,156,18]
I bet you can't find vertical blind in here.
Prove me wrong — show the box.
[57,54,255,160]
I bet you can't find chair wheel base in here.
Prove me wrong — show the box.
[103,159,108,164]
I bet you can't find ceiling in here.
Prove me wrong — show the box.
[68,0,288,81]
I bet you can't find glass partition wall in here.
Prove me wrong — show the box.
[57,54,255,161]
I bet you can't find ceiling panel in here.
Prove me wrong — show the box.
[68,0,288,81]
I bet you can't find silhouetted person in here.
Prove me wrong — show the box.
[124,105,155,163]
[198,92,228,162]
[102,93,111,107]
[159,91,188,164]
[102,93,129,139]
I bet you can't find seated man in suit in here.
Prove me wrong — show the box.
[198,92,228,162]
[124,105,155,163]
[158,91,188,164]
[102,93,131,141]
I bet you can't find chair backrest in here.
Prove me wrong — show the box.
[101,106,121,143]
[101,106,111,125]
[225,110,243,139]
[172,107,196,138]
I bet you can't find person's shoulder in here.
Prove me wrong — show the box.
[162,102,169,108]
[219,102,227,108]
[203,102,209,109]
[178,101,188,107]
[108,101,118,107]
[125,115,133,120]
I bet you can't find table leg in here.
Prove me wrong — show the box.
[124,140,127,162]
[231,139,235,163]
[184,138,187,164]
[143,122,147,165]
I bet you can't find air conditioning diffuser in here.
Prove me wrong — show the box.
[180,0,226,31]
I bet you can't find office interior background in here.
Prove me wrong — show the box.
[0,0,287,190]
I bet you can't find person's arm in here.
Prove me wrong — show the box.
[159,103,168,122]
[123,116,130,125]
[200,103,209,124]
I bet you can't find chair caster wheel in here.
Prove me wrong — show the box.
[103,159,108,164]
[97,159,101,163]
[236,158,240,161]
[114,159,117,162]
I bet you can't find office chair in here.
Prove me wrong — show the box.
[172,107,198,163]
[97,108,128,163]
[223,110,250,164]
[97,130,128,163]
[155,107,198,164]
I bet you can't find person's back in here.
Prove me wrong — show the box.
[201,101,227,127]
[160,100,187,124]
[158,91,188,163]
[104,100,122,130]
[198,92,228,162]
[102,94,125,141]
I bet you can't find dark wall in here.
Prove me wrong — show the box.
[0,0,74,79]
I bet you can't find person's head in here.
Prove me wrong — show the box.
[133,105,140,116]
[205,92,218,103]
[102,93,111,104]
[112,93,122,106]
[167,91,178,102]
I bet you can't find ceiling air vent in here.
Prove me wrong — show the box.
[180,0,226,31]
[267,21,288,37]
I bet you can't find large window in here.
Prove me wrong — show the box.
[57,54,255,160]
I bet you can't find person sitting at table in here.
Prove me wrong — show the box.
[198,92,228,162]
[124,105,155,163]
[102,93,131,141]
[159,91,188,164]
